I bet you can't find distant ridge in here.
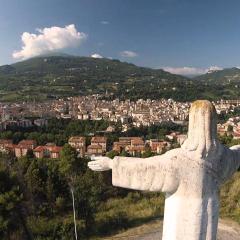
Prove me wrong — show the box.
[0,55,193,102]
[195,67,240,83]
[33,52,75,58]
[0,55,240,102]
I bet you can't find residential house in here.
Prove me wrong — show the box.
[15,140,37,158]
[33,144,62,159]
[87,144,103,157]
[149,139,168,154]
[91,136,107,152]
[126,137,146,156]
[68,136,86,157]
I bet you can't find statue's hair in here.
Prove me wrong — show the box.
[182,100,221,159]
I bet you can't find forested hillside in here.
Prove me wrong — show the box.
[1,56,240,102]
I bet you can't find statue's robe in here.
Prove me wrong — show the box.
[111,146,240,240]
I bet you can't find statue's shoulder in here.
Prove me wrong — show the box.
[164,148,183,158]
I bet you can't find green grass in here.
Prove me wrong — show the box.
[24,174,240,239]
[92,192,165,238]
[220,171,240,223]
[91,175,240,239]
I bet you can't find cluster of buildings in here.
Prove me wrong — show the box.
[0,130,188,159]
[0,136,108,159]
[0,96,191,131]
[214,99,240,114]
[1,97,240,159]
[68,132,187,157]
[216,100,240,140]
[112,137,170,156]
[0,118,48,131]
[1,96,240,132]
[55,96,190,128]
[68,136,107,157]
[0,139,62,159]
[217,116,240,139]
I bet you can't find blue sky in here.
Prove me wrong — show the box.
[1,0,240,75]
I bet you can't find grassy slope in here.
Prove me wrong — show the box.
[220,171,240,222]
[87,172,240,239]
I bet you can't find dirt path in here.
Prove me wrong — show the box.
[217,219,240,240]
[105,218,240,240]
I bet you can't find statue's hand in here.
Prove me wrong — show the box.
[88,156,113,171]
[230,145,240,151]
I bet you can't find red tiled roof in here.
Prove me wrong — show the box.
[0,139,13,144]
[88,144,102,150]
[33,146,45,152]
[119,137,142,141]
[69,136,86,142]
[91,136,107,143]
[19,140,36,145]
[50,146,62,153]
[131,139,144,145]
[5,144,17,150]
[128,146,145,151]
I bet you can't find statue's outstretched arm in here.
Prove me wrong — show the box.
[218,145,240,183]
[88,149,179,193]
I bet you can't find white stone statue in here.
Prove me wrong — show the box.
[88,100,240,240]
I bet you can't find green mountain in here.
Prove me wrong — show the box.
[195,67,240,84]
[0,55,240,102]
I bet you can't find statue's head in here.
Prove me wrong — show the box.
[182,100,220,159]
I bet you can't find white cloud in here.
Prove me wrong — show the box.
[91,53,103,59]
[13,24,87,59]
[101,21,110,25]
[120,50,138,58]
[163,66,223,76]
[207,66,223,72]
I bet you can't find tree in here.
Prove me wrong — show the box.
[106,150,119,159]
[25,159,47,215]
[59,144,80,240]
[141,149,154,158]
[227,125,233,132]
[0,162,25,239]
[119,150,130,157]
[75,170,101,234]
[59,144,79,176]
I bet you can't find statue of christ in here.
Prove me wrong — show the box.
[88,100,240,240]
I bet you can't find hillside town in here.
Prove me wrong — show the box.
[0,96,240,159]
[1,95,240,132]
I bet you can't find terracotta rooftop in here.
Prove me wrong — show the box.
[88,144,102,150]
[50,146,62,153]
[0,139,13,144]
[131,139,144,145]
[33,146,45,152]
[91,136,107,143]
[18,140,37,145]
[69,136,86,142]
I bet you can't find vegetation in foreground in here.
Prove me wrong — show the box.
[0,119,239,239]
[0,148,166,240]
[0,147,239,240]
[220,172,240,222]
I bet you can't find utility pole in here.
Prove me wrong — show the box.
[71,187,78,240]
